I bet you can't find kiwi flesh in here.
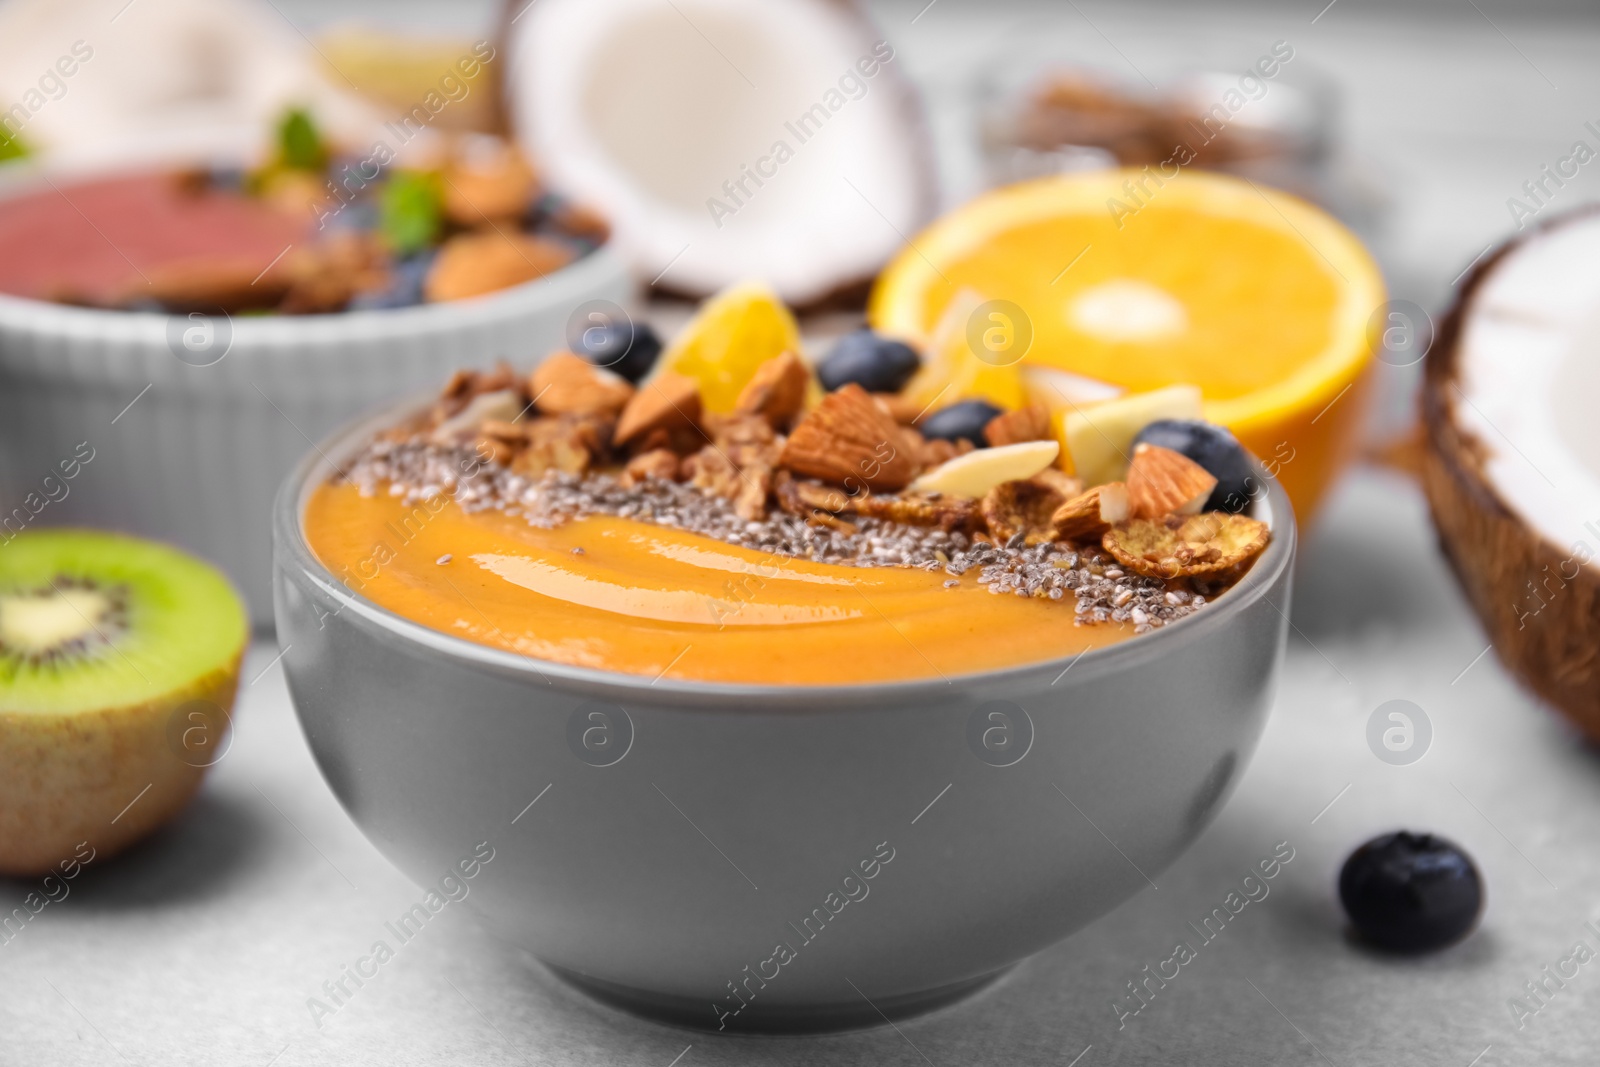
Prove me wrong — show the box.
[0,529,247,876]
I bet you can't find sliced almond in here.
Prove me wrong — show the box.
[1126,443,1217,518]
[1102,513,1271,579]
[615,372,704,446]
[530,352,634,417]
[983,404,1051,447]
[734,351,810,429]
[908,440,1059,500]
[1050,483,1130,541]
[778,383,916,491]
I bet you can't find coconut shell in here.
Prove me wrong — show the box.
[1421,205,1600,741]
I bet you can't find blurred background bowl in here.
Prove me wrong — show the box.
[0,197,629,623]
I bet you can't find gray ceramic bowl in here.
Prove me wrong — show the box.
[272,402,1296,1033]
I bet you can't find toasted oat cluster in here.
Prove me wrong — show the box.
[346,349,1270,631]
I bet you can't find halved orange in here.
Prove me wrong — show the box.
[869,169,1385,517]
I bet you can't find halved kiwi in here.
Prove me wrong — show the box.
[0,529,247,876]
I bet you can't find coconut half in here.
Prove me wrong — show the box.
[500,0,936,306]
[1422,206,1600,739]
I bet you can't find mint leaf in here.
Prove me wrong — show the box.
[277,107,327,172]
[0,128,28,163]
[379,171,443,256]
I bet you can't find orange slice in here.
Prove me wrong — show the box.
[869,169,1385,516]
[901,289,1028,412]
[657,281,802,414]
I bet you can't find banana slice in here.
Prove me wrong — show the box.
[1063,384,1202,486]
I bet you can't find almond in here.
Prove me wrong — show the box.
[734,351,810,428]
[615,372,704,446]
[441,145,539,225]
[1050,483,1131,541]
[530,352,634,417]
[1126,443,1217,518]
[423,232,575,303]
[983,404,1051,447]
[620,448,683,486]
[778,384,916,491]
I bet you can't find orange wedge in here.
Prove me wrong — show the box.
[869,169,1385,517]
[657,281,802,414]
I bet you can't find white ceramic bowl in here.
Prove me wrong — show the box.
[0,205,629,622]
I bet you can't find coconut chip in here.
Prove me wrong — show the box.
[1101,513,1270,578]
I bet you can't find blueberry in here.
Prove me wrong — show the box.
[1339,831,1483,953]
[573,321,661,383]
[207,165,248,192]
[1132,419,1255,513]
[321,199,378,234]
[349,251,434,311]
[921,400,1004,446]
[818,329,920,393]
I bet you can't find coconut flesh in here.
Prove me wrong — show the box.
[502,0,935,305]
[1449,214,1600,547]
[1424,208,1600,739]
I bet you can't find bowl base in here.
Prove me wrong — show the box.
[546,963,1010,1034]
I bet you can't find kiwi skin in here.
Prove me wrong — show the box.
[0,529,248,877]
[0,658,242,877]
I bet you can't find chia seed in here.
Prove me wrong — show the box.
[336,439,1212,630]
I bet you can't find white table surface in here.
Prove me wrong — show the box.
[6,2,1600,1064]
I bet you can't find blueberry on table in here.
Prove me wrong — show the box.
[818,329,921,393]
[920,400,1004,445]
[1133,419,1255,513]
[574,321,662,383]
[1339,831,1483,953]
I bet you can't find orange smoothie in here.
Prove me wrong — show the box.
[304,484,1129,685]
